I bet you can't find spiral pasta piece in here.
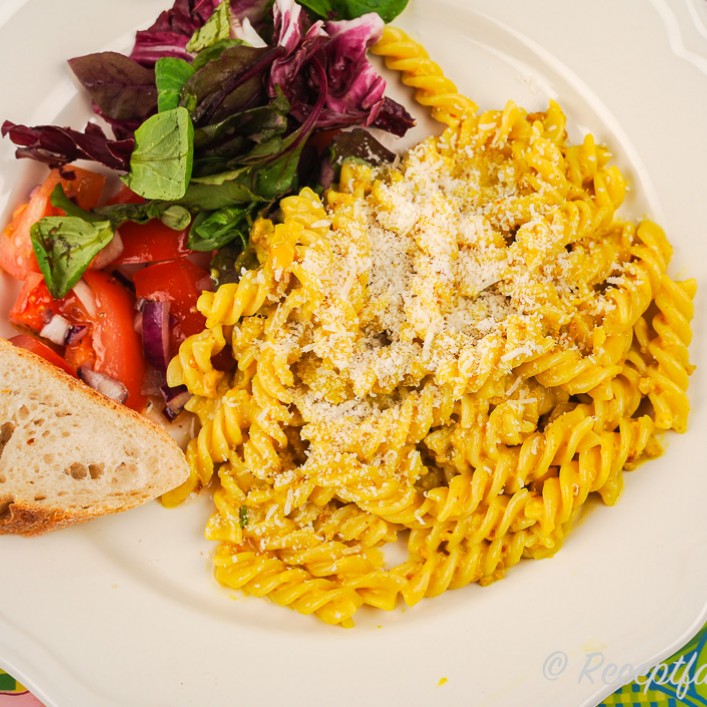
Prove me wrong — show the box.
[372,26,477,125]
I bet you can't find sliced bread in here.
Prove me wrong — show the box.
[0,337,190,536]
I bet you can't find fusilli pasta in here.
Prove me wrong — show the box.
[166,27,696,626]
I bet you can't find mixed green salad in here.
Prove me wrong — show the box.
[0,0,413,415]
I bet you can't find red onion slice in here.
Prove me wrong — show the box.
[141,300,171,371]
[160,383,191,421]
[39,314,71,346]
[65,324,88,345]
[78,366,129,404]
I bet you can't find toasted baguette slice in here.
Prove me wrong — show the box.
[0,337,190,536]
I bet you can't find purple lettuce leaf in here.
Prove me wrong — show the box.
[130,0,224,66]
[232,0,276,34]
[370,96,415,137]
[184,44,282,126]
[268,0,413,134]
[129,0,275,67]
[1,121,134,171]
[68,52,157,122]
[318,14,387,126]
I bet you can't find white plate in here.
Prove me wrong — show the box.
[1,1,706,706]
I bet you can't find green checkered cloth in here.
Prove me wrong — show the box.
[599,624,707,706]
[0,669,28,694]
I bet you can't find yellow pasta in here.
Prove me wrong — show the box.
[168,28,696,625]
[371,26,477,126]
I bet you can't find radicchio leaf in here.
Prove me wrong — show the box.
[129,0,274,68]
[130,0,224,66]
[268,0,413,135]
[232,0,276,30]
[1,120,134,171]
[318,14,387,124]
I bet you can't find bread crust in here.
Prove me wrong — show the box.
[0,500,98,536]
[0,337,190,536]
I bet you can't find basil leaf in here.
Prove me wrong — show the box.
[191,39,243,71]
[297,0,332,16]
[194,94,290,152]
[193,110,289,177]
[247,119,312,200]
[31,216,114,298]
[299,0,409,23]
[50,181,192,234]
[91,200,190,231]
[186,0,232,54]
[188,205,254,251]
[178,178,262,210]
[336,0,409,22]
[253,143,302,200]
[122,107,194,200]
[155,58,195,112]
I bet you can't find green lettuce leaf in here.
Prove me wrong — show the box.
[186,0,232,54]
[122,106,194,200]
[188,205,255,251]
[155,58,196,112]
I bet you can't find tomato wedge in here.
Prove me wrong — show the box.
[133,259,212,355]
[7,270,147,410]
[9,272,61,332]
[114,220,192,265]
[9,334,76,377]
[58,166,106,211]
[0,172,62,279]
[82,270,146,412]
[0,167,106,280]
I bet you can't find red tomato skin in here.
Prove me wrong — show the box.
[9,334,77,377]
[114,220,192,265]
[7,265,147,410]
[0,168,106,280]
[82,270,146,412]
[9,272,60,332]
[132,259,213,355]
[0,172,61,279]
[8,275,98,378]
